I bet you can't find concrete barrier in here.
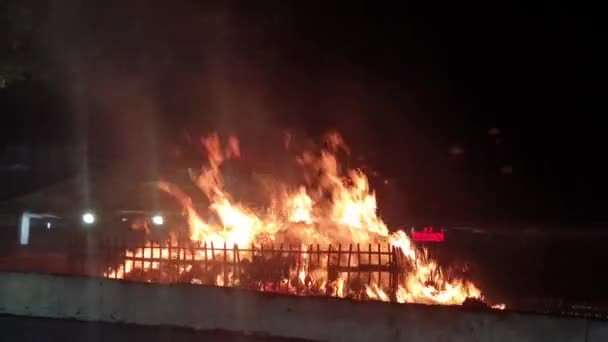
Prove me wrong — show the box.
[0,272,605,342]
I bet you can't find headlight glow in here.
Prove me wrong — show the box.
[82,212,96,225]
[152,215,164,226]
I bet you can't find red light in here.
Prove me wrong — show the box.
[412,226,445,242]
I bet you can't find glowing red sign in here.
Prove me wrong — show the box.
[412,226,445,242]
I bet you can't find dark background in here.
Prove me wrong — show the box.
[0,1,604,228]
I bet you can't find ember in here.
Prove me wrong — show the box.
[105,131,500,307]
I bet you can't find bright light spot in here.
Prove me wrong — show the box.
[152,215,164,226]
[82,212,96,225]
[121,217,128,222]
[46,222,51,229]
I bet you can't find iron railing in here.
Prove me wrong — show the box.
[62,235,406,299]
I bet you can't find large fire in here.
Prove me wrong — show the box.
[106,131,496,307]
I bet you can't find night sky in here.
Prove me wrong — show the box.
[0,1,604,227]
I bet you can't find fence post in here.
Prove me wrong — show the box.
[368,244,372,285]
[346,244,352,292]
[294,244,300,291]
[356,244,361,284]
[327,244,332,296]
[390,245,399,299]
[234,244,240,286]
[377,243,382,286]
[223,242,228,286]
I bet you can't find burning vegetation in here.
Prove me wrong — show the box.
[105,131,499,307]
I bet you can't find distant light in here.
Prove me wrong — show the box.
[82,212,96,225]
[152,215,164,226]
[46,222,51,229]
[121,217,128,222]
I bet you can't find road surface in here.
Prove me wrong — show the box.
[0,314,313,342]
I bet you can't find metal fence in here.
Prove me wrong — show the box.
[62,235,406,299]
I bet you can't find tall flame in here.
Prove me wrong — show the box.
[110,131,491,307]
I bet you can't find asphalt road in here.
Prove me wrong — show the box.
[0,314,313,342]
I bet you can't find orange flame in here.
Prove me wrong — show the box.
[108,131,500,308]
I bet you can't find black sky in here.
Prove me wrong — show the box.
[1,1,604,226]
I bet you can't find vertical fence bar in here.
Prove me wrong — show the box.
[202,242,207,275]
[154,241,159,273]
[183,239,188,280]
[294,244,300,290]
[390,245,398,295]
[234,244,240,286]
[368,243,372,284]
[249,244,253,262]
[308,244,313,273]
[377,243,382,285]
[316,244,321,271]
[260,244,265,290]
[260,243,264,260]
[142,242,148,272]
[139,241,145,274]
[279,243,284,291]
[327,244,332,296]
[177,238,182,280]
[210,242,215,262]
[173,238,179,282]
[346,244,352,290]
[223,242,228,286]
[160,240,165,279]
[192,241,196,272]
[357,244,361,283]
[141,242,150,270]
[389,244,394,292]
[146,241,151,274]
[163,240,168,274]
[270,244,276,291]
[337,244,342,297]
[211,242,216,280]
[167,238,172,282]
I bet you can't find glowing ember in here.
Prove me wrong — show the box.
[106,131,503,308]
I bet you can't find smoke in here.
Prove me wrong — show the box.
[42,1,396,156]
[42,2,241,169]
[39,0,422,221]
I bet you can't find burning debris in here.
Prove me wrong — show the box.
[105,131,499,307]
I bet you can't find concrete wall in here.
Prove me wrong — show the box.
[0,272,606,342]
